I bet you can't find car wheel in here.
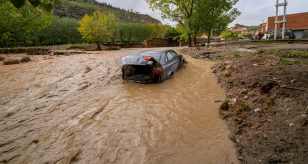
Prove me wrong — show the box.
[168,72,174,79]
[152,73,163,83]
[179,55,185,67]
[159,75,164,82]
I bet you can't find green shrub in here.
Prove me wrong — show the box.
[37,16,82,45]
[164,27,181,42]
[220,30,240,41]
[220,100,230,111]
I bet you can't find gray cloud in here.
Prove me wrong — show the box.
[98,0,308,26]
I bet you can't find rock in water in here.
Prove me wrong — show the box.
[20,57,31,63]
[0,56,5,61]
[3,59,20,65]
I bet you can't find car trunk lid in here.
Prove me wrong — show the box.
[121,55,162,83]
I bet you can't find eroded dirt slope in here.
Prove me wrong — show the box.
[179,44,308,163]
[0,49,238,164]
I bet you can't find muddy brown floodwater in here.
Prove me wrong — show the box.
[0,48,238,164]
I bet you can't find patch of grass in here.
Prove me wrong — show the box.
[49,44,74,50]
[266,99,275,108]
[271,50,280,56]
[233,52,241,58]
[230,51,254,58]
[277,58,295,66]
[49,44,96,51]
[303,60,308,65]
[278,50,308,59]
[258,49,308,59]
[256,48,266,54]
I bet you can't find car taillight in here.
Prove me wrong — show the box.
[152,69,161,75]
[152,63,162,75]
[144,56,152,61]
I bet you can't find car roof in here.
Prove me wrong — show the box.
[138,49,174,55]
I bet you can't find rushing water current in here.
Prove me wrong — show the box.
[0,48,238,164]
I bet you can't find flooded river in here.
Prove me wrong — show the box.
[0,48,238,164]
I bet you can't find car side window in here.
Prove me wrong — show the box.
[171,51,178,59]
[162,54,168,64]
[166,52,174,62]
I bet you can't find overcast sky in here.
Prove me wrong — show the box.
[98,0,308,26]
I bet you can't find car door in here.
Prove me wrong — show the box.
[164,51,178,77]
[161,51,173,79]
[170,50,180,71]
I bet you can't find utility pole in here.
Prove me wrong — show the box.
[274,0,288,40]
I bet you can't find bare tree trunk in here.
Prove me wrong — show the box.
[188,31,192,47]
[194,33,197,47]
[95,41,102,50]
[207,29,211,48]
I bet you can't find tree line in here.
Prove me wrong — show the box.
[0,0,170,48]
[147,0,240,46]
[78,11,170,49]
[1,0,241,48]
[0,1,81,47]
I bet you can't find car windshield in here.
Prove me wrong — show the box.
[140,52,162,62]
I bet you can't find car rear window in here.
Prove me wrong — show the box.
[140,52,162,62]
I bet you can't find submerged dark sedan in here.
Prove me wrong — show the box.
[121,50,185,83]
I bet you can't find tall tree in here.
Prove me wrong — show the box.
[78,12,118,50]
[0,0,51,47]
[147,0,196,47]
[194,0,240,46]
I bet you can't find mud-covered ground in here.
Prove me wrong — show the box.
[180,43,308,163]
[0,48,238,164]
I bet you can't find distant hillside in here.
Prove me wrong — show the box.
[231,24,259,31]
[54,0,161,24]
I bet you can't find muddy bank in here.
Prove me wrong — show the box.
[0,47,87,56]
[181,45,308,163]
[213,54,308,163]
[178,43,308,60]
[0,43,144,55]
[0,49,238,163]
[0,47,51,55]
